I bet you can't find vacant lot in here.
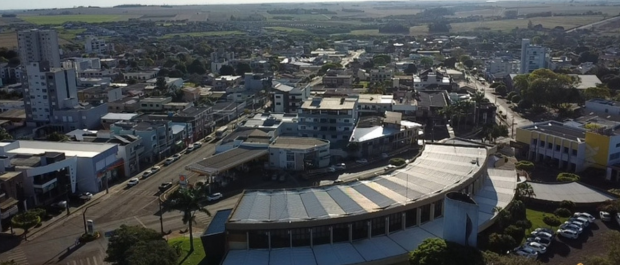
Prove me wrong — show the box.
[160,31,245,39]
[19,15,136,25]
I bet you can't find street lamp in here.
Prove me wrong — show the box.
[82,202,101,235]
[158,198,164,234]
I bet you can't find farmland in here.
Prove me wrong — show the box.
[264,27,308,33]
[19,15,136,25]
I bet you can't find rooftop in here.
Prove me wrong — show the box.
[528,182,616,203]
[301,97,357,110]
[521,121,586,141]
[4,140,117,158]
[0,109,26,119]
[241,113,297,129]
[102,113,139,120]
[569,74,602,90]
[270,137,329,150]
[229,144,487,224]
[357,94,393,105]
[186,147,268,175]
[141,97,171,103]
[417,91,448,109]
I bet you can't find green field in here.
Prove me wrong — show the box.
[264,26,308,33]
[160,31,245,39]
[57,28,86,41]
[266,13,332,21]
[19,15,135,25]
[168,237,206,265]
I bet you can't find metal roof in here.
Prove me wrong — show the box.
[203,209,232,236]
[528,182,616,203]
[185,147,268,175]
[229,144,487,224]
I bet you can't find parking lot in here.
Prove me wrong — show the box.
[528,219,618,264]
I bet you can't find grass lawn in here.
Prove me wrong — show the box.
[168,237,206,265]
[264,26,308,33]
[526,208,569,235]
[160,31,245,39]
[19,15,135,25]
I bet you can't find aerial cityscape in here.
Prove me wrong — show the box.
[0,1,620,265]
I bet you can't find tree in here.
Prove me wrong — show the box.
[235,62,252,76]
[494,83,507,95]
[186,59,206,75]
[0,261,18,265]
[165,186,212,252]
[105,225,176,265]
[471,91,487,125]
[503,225,525,243]
[46,132,69,142]
[409,238,484,265]
[487,233,517,254]
[155,76,167,90]
[11,211,41,240]
[463,59,474,69]
[0,128,12,141]
[218,65,235,76]
[579,51,599,64]
[404,64,418,75]
[419,57,434,69]
[515,182,535,199]
[560,200,575,210]
[510,200,527,221]
[345,142,360,153]
[443,57,457,69]
[389,158,406,166]
[543,215,561,227]
[584,86,611,100]
[554,208,572,218]
[557,172,580,182]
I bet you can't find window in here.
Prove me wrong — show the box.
[420,204,431,224]
[434,199,444,219]
[270,230,289,248]
[610,152,620,161]
[540,141,545,147]
[286,152,294,161]
[555,145,560,151]
[248,230,269,249]
[388,213,403,233]
[405,208,417,227]
[276,102,281,105]
[371,217,386,237]
[313,226,330,245]
[572,149,577,156]
[332,223,349,243]
[352,220,368,240]
[547,143,552,149]
[531,139,538,145]
[564,147,569,153]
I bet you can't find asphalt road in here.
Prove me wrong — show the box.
[3,141,245,265]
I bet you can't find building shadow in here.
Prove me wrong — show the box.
[0,233,22,253]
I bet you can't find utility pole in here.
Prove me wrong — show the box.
[83,202,100,235]
[511,116,515,138]
[158,199,164,234]
[65,184,71,216]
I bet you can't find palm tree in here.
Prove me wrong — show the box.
[165,185,211,252]
[438,104,456,126]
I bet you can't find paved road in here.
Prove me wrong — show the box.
[0,141,244,265]
[566,15,620,33]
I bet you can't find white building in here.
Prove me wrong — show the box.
[297,97,358,142]
[62,57,101,72]
[355,94,394,114]
[23,62,78,125]
[85,36,111,55]
[268,137,331,170]
[369,66,393,82]
[520,39,550,74]
[485,59,519,76]
[18,29,61,68]
[271,83,311,113]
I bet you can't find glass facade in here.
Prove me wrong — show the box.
[371,217,386,237]
[352,220,368,240]
[332,223,349,243]
[388,212,403,233]
[434,199,444,219]
[405,207,418,227]
[291,228,310,247]
[313,226,331,245]
[248,230,269,249]
[270,229,289,248]
[420,204,431,224]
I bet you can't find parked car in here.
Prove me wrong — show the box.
[566,219,587,230]
[385,165,397,171]
[164,157,176,165]
[381,153,388,158]
[569,217,590,227]
[600,211,611,222]
[356,158,368,163]
[51,200,67,209]
[193,142,203,148]
[186,144,195,153]
[573,212,596,223]
[532,227,555,235]
[327,166,336,172]
[172,154,182,160]
[142,170,154,179]
[526,236,552,247]
[530,231,553,240]
[207,193,223,201]
[334,163,346,170]
[557,229,579,239]
[151,166,161,173]
[79,192,93,201]
[514,247,538,259]
[204,136,213,142]
[159,182,173,192]
[127,178,139,187]
[525,242,547,254]
[560,223,583,234]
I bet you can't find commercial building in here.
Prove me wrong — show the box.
[210,142,516,265]
[413,69,451,90]
[111,120,173,164]
[369,66,393,82]
[0,171,23,231]
[271,83,311,113]
[268,137,330,171]
[18,29,61,68]
[297,97,358,143]
[519,39,550,74]
[77,85,123,104]
[101,113,140,129]
[322,70,353,88]
[0,140,120,204]
[349,112,422,157]
[239,113,298,137]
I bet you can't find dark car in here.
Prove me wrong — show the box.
[159,182,173,192]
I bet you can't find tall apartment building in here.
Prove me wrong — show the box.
[520,39,550,74]
[18,29,61,68]
[297,97,358,142]
[23,62,78,124]
[85,36,112,55]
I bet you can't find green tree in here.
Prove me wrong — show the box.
[483,251,543,265]
[404,64,418,75]
[11,211,41,241]
[493,207,512,230]
[218,65,235,76]
[155,76,167,90]
[487,233,517,254]
[443,57,457,69]
[515,182,535,200]
[419,57,434,69]
[584,85,611,100]
[503,225,525,243]
[515,160,534,172]
[187,59,206,75]
[389,158,406,166]
[463,59,474,69]
[235,62,252,76]
[557,172,580,182]
[543,215,561,227]
[409,238,484,265]
[165,186,212,252]
[0,127,12,141]
[471,91,487,125]
[105,225,176,265]
[46,132,70,142]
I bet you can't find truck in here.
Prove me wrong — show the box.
[215,126,229,139]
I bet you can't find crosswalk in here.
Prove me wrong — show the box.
[1,247,29,265]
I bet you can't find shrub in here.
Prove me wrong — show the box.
[543,215,562,227]
[389,158,406,166]
[487,233,517,254]
[557,172,580,182]
[30,208,47,220]
[515,219,532,229]
[506,91,518,100]
[554,208,572,218]
[503,225,525,243]
[518,99,533,109]
[510,95,521,103]
[515,161,534,172]
[560,200,575,210]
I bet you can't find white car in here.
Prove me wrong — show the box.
[526,236,552,247]
[515,247,538,259]
[193,142,203,148]
[533,227,555,235]
[207,193,223,201]
[127,178,139,187]
[356,158,368,163]
[573,212,596,223]
[560,223,583,234]
[172,154,182,160]
[327,166,336,172]
[142,170,154,179]
[569,217,590,227]
[52,200,68,209]
[557,229,579,239]
[186,144,195,152]
[525,242,547,254]
[334,163,346,170]
[151,166,161,173]
[79,192,93,201]
[530,231,553,240]
[164,157,176,165]
[600,211,611,222]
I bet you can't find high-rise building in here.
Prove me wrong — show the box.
[17,29,61,68]
[519,39,550,74]
[23,62,78,124]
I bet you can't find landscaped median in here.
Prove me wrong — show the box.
[168,237,207,265]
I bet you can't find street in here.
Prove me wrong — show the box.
[0,141,242,265]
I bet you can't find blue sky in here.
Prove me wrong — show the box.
[5,0,374,10]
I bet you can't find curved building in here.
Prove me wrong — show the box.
[215,141,517,265]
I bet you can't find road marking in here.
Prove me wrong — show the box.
[134,216,147,228]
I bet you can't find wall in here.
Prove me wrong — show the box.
[585,131,611,168]
[443,193,479,247]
